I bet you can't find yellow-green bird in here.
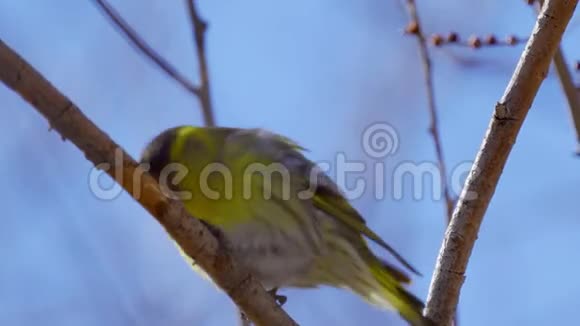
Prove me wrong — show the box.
[140,126,430,325]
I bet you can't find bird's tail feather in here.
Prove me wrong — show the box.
[363,258,434,326]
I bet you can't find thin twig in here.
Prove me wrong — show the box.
[92,0,216,126]
[402,3,457,325]
[535,0,580,153]
[185,0,216,126]
[92,0,199,96]
[553,49,580,153]
[424,1,578,325]
[0,38,297,326]
[425,33,527,49]
[403,0,454,221]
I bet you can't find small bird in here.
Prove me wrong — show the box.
[140,126,430,325]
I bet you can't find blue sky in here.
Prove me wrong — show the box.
[1,1,579,325]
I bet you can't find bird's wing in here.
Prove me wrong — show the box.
[311,173,421,276]
[222,128,325,252]
[226,128,420,276]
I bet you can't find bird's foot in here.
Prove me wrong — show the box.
[268,287,287,306]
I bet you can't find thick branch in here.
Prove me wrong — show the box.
[404,0,454,221]
[424,1,578,325]
[0,38,296,326]
[92,0,216,126]
[186,0,216,127]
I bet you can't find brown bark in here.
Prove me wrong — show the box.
[0,38,296,326]
[424,1,578,325]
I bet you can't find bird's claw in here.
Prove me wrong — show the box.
[268,288,287,306]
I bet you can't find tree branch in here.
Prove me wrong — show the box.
[186,0,216,127]
[538,0,580,154]
[534,0,580,153]
[403,0,454,221]
[553,47,580,153]
[92,0,216,126]
[0,38,296,326]
[424,1,578,325]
